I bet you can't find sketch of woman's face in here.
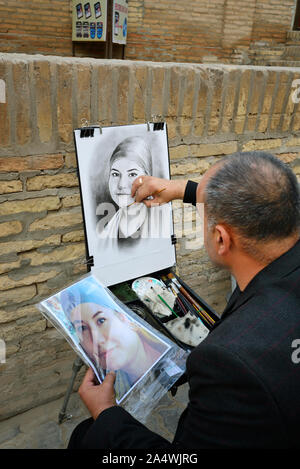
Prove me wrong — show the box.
[109,158,145,208]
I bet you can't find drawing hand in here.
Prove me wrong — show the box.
[131,176,187,207]
[78,368,117,420]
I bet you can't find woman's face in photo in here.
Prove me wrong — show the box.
[70,302,141,370]
[109,158,145,208]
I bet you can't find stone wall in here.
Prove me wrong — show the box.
[0,52,300,422]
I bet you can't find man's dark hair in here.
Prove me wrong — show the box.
[205,151,300,242]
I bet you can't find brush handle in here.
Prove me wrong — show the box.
[169,276,215,326]
[157,294,178,318]
[175,295,188,316]
[179,285,215,326]
[163,276,213,327]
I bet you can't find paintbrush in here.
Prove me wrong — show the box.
[149,285,178,317]
[161,278,188,317]
[157,293,179,318]
[162,276,202,322]
[128,188,166,207]
[168,280,210,325]
[167,273,215,326]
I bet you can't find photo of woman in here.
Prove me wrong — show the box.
[55,276,170,402]
[74,123,176,286]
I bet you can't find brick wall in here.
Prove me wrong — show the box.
[0,0,298,65]
[252,0,295,44]
[0,53,300,421]
[0,0,73,56]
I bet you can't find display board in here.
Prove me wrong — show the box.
[112,0,128,44]
[72,0,107,41]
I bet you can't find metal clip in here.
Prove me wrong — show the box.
[79,256,94,267]
[154,122,165,131]
[81,118,89,127]
[80,118,102,134]
[151,114,163,123]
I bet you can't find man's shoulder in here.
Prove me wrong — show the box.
[192,279,300,375]
[216,286,298,339]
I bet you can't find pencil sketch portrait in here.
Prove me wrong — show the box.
[91,128,168,242]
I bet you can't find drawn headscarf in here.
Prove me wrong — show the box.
[99,136,153,238]
[109,136,153,177]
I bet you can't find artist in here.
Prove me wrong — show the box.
[68,151,300,449]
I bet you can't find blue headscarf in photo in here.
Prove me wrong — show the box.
[60,276,122,320]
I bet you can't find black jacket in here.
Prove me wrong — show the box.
[69,182,300,449]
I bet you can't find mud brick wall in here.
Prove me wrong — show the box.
[0,52,300,421]
[0,0,297,64]
[127,0,296,64]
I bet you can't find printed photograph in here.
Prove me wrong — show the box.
[40,275,171,403]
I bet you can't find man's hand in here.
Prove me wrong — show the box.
[78,368,117,420]
[131,176,188,207]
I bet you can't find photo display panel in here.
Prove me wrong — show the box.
[74,123,176,286]
[112,0,128,45]
[72,0,107,41]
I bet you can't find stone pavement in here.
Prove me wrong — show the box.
[0,383,189,449]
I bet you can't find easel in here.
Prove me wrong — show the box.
[58,357,85,423]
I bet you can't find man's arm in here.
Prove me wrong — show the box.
[76,341,287,449]
[81,406,174,449]
[75,367,174,449]
[131,177,198,207]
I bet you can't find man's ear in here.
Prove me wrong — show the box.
[214,224,232,256]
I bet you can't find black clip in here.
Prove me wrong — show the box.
[86,256,94,267]
[171,234,177,245]
[80,128,95,138]
[153,122,164,131]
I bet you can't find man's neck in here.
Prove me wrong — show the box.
[231,233,300,292]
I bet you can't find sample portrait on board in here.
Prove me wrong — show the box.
[74,123,176,286]
[40,275,171,403]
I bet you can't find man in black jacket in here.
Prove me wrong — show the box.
[68,151,300,449]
